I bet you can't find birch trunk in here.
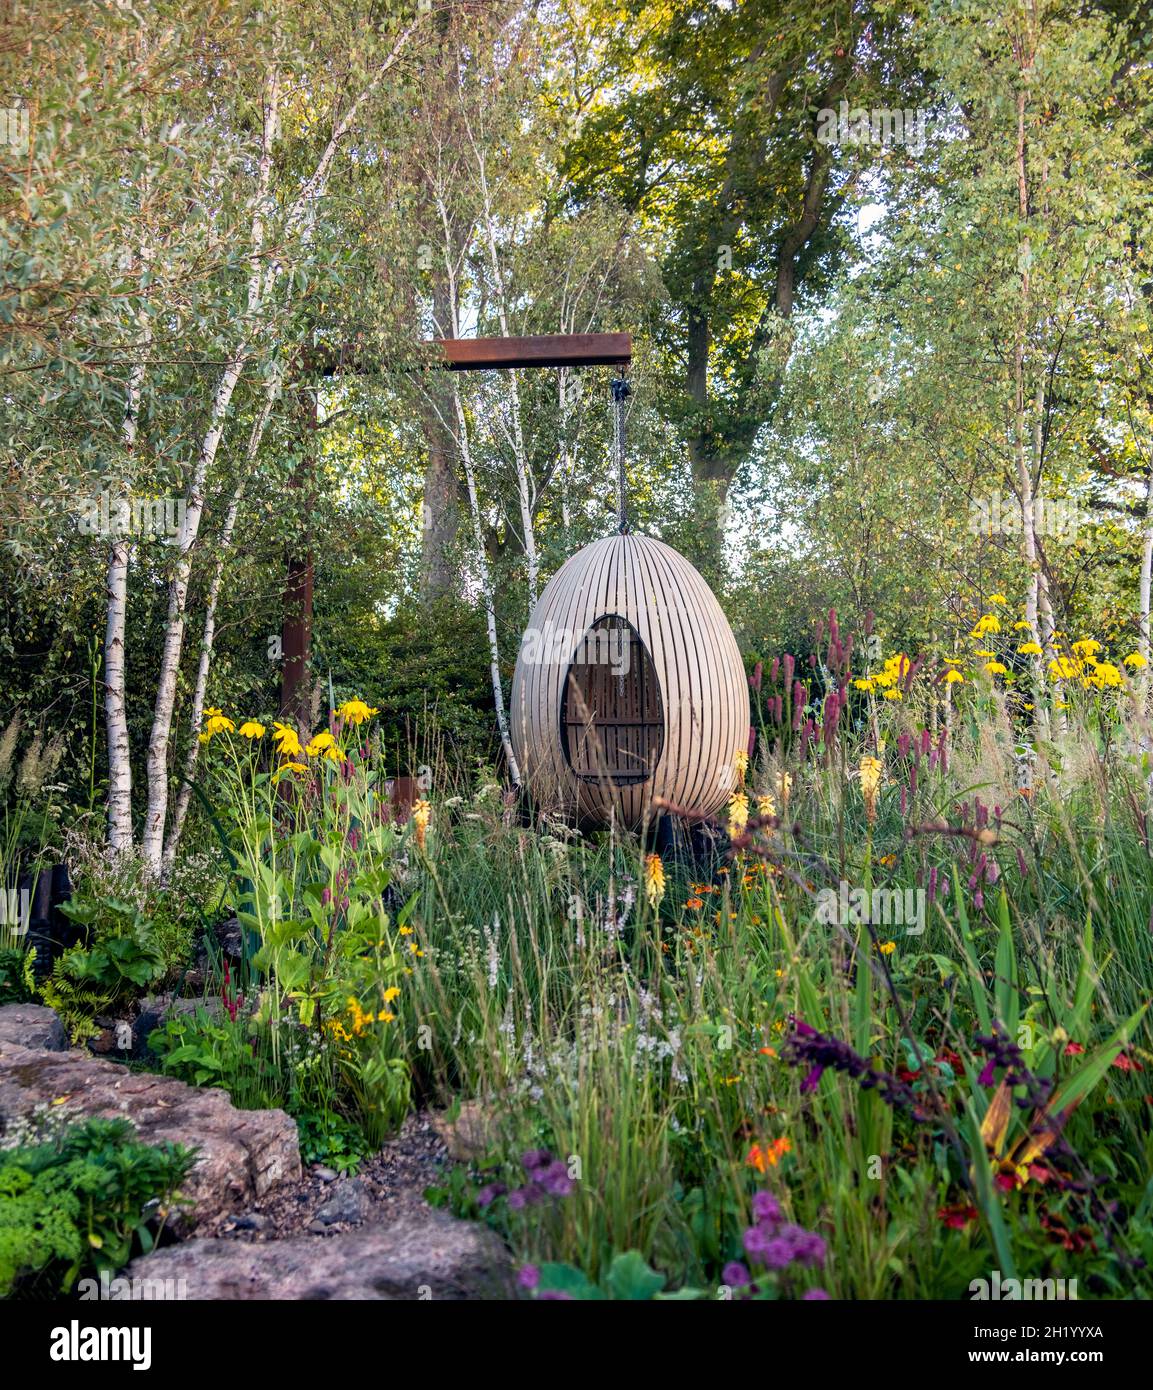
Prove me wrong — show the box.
[105,296,150,851]
[141,352,250,868]
[453,378,521,785]
[140,71,279,870]
[140,32,416,871]
[472,139,538,606]
[1013,86,1045,695]
[432,179,520,782]
[160,372,283,874]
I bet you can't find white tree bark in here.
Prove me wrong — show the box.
[453,377,521,786]
[140,70,279,870]
[160,369,284,874]
[469,132,538,607]
[105,279,151,852]
[430,176,520,783]
[140,27,418,870]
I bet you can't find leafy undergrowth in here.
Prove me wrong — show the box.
[23,666,1153,1299]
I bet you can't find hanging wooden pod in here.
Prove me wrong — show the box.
[509,532,750,829]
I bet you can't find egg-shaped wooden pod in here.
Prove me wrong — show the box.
[509,532,749,830]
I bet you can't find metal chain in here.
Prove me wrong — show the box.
[611,374,632,534]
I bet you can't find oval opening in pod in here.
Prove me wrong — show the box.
[560,614,664,786]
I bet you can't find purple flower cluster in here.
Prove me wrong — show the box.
[476,1148,575,1211]
[781,1017,920,1112]
[974,1024,1053,1110]
[727,1191,828,1299]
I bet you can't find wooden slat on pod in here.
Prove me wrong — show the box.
[509,533,749,829]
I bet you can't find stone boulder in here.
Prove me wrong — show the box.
[126,1209,513,1300]
[0,1038,300,1227]
[0,1002,68,1052]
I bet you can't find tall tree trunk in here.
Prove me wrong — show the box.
[1013,84,1045,692]
[280,370,318,732]
[471,137,538,606]
[453,377,521,785]
[161,373,282,873]
[141,350,250,868]
[420,267,461,601]
[139,29,416,871]
[105,294,150,852]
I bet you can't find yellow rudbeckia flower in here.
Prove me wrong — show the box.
[334,699,379,726]
[272,722,305,759]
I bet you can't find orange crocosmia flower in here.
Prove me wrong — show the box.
[685,896,704,910]
[746,1137,791,1172]
[1113,1053,1143,1072]
[759,1046,778,1058]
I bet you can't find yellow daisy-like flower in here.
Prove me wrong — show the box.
[728,790,749,838]
[334,698,379,726]
[200,709,235,740]
[1124,652,1147,669]
[271,760,308,783]
[987,594,1007,605]
[272,721,305,759]
[883,687,902,701]
[382,987,401,1003]
[878,940,896,956]
[944,669,964,684]
[984,661,1008,676]
[1048,656,1080,681]
[1092,662,1122,688]
[644,852,666,907]
[305,730,344,762]
[971,614,1001,637]
[1071,639,1101,658]
[1012,620,1032,632]
[1017,642,1042,656]
[238,721,266,739]
[854,678,875,691]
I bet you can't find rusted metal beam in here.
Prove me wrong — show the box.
[431,332,631,371]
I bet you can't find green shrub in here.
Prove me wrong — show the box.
[0,944,34,1004]
[0,1117,196,1297]
[40,898,164,1041]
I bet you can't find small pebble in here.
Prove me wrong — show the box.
[233,1213,269,1232]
